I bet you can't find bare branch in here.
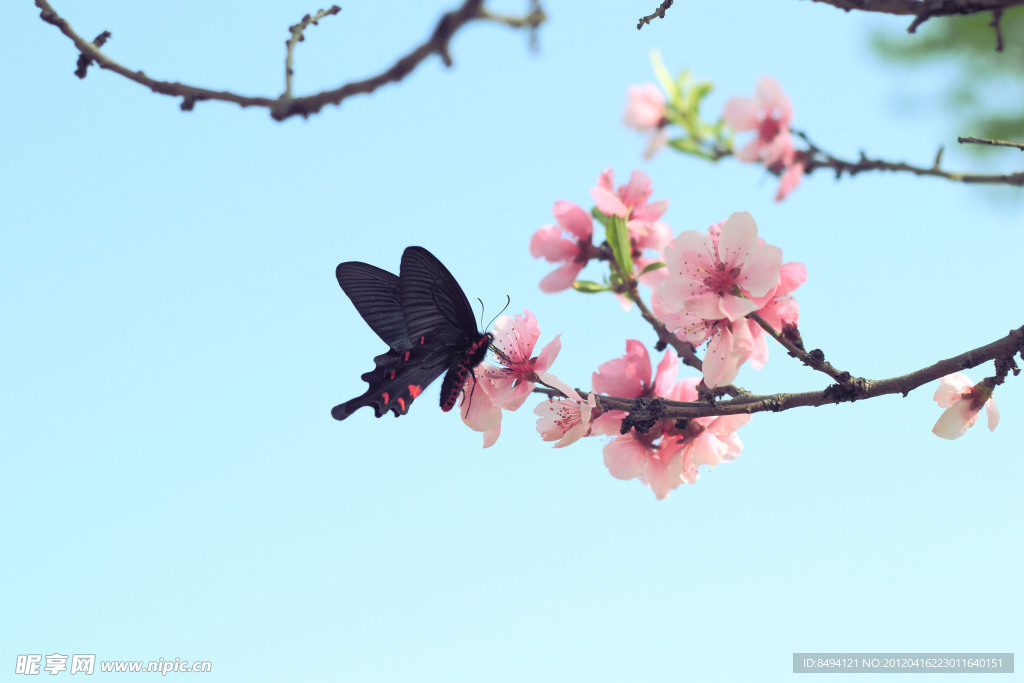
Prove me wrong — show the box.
[791,129,1024,187]
[802,0,1024,38]
[747,312,854,386]
[74,30,110,79]
[535,325,1024,420]
[958,135,1024,151]
[283,6,342,100]
[628,285,703,372]
[637,0,674,30]
[35,0,545,121]
[990,8,1006,51]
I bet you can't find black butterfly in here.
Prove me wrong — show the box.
[332,246,493,420]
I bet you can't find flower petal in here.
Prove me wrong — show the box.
[738,244,783,298]
[603,436,647,481]
[723,96,759,131]
[986,399,999,431]
[590,186,629,218]
[553,200,594,241]
[539,261,585,293]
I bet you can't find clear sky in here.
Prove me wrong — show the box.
[3,1,1021,681]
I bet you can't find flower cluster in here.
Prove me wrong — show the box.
[452,66,1009,497]
[530,167,672,297]
[593,341,750,499]
[653,212,804,388]
[622,60,806,201]
[522,170,802,497]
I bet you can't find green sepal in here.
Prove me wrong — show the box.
[572,280,609,294]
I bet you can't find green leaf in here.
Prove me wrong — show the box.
[692,81,714,106]
[606,214,634,279]
[669,137,704,155]
[590,206,610,229]
[668,137,716,160]
[640,261,666,276]
[572,280,608,294]
[649,49,679,103]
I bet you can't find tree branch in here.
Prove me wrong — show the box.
[747,312,855,386]
[802,0,1024,37]
[637,0,674,30]
[958,135,1024,151]
[35,0,545,121]
[792,129,1024,187]
[627,284,704,372]
[536,325,1023,419]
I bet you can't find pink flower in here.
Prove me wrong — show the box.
[677,412,751,485]
[593,362,751,499]
[655,212,782,323]
[623,85,669,159]
[592,339,675,400]
[460,310,560,448]
[590,168,668,222]
[776,161,805,202]
[623,84,666,131]
[932,373,999,440]
[723,77,796,167]
[530,201,594,293]
[480,309,561,411]
[534,379,598,448]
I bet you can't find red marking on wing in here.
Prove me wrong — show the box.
[382,392,390,404]
[419,336,426,345]
[397,397,406,411]
[408,384,422,398]
[403,351,411,361]
[388,370,396,380]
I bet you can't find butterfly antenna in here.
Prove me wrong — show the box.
[484,295,511,331]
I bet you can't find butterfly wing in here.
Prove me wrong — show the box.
[398,246,480,345]
[335,261,411,351]
[331,345,449,419]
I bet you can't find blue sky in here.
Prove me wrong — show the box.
[3,1,1021,681]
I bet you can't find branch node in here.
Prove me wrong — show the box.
[74,30,111,79]
[620,397,666,435]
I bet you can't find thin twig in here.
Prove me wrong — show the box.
[958,135,1024,151]
[35,0,545,121]
[284,6,342,100]
[637,0,674,30]
[628,285,703,372]
[990,8,1006,51]
[791,129,1024,187]
[747,312,854,386]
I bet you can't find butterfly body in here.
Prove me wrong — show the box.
[332,247,491,420]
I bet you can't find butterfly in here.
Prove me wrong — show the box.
[332,246,493,420]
